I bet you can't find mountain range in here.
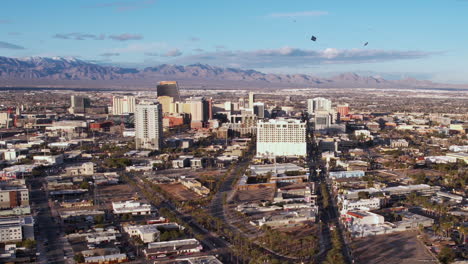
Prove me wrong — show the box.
[0,56,466,90]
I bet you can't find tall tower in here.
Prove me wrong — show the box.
[248,92,255,109]
[186,97,210,129]
[70,95,90,114]
[156,81,181,102]
[253,102,265,118]
[135,102,163,150]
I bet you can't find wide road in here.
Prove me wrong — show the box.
[30,175,74,264]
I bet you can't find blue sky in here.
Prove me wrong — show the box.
[1,0,468,83]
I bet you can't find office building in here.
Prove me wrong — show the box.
[314,112,333,130]
[156,81,181,101]
[248,92,255,108]
[253,102,265,118]
[337,103,350,117]
[112,95,136,115]
[69,95,90,114]
[238,97,246,108]
[157,96,175,114]
[307,97,331,113]
[187,97,210,129]
[135,102,163,150]
[257,119,306,157]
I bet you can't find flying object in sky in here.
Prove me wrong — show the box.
[311,36,317,41]
[364,42,369,46]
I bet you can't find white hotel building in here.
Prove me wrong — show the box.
[256,119,306,157]
[135,102,163,150]
[112,95,136,115]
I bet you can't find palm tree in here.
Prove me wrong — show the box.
[441,221,453,238]
[459,226,468,245]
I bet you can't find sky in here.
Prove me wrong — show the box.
[1,0,468,83]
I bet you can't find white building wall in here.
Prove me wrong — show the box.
[257,119,306,157]
[113,96,136,115]
[135,103,163,150]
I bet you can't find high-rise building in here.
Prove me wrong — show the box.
[337,103,350,118]
[307,97,332,113]
[253,102,265,118]
[238,97,246,108]
[224,101,233,112]
[248,92,255,109]
[257,119,306,157]
[135,102,163,150]
[187,97,210,129]
[158,96,175,114]
[69,95,91,114]
[156,81,181,101]
[112,95,136,115]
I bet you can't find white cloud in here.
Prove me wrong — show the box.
[172,46,436,68]
[162,48,182,57]
[110,42,168,53]
[109,33,143,41]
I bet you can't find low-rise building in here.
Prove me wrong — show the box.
[329,170,365,179]
[33,154,63,166]
[0,185,29,209]
[390,139,409,148]
[112,201,153,215]
[0,216,34,243]
[180,178,210,196]
[123,224,160,243]
[448,145,468,153]
[341,198,381,213]
[144,239,202,259]
[344,184,440,200]
[84,253,127,264]
[65,162,94,176]
[251,208,316,228]
[446,152,468,163]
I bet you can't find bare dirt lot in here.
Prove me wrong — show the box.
[158,183,201,201]
[352,231,438,264]
[98,184,138,207]
[234,187,275,203]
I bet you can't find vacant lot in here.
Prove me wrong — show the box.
[98,184,138,207]
[158,183,201,201]
[352,231,438,264]
[234,187,275,203]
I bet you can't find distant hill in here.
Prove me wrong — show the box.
[0,56,466,89]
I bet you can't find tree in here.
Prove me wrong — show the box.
[22,239,36,249]
[94,215,104,224]
[74,253,85,263]
[80,181,90,189]
[358,191,370,199]
[459,226,468,245]
[438,246,455,264]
